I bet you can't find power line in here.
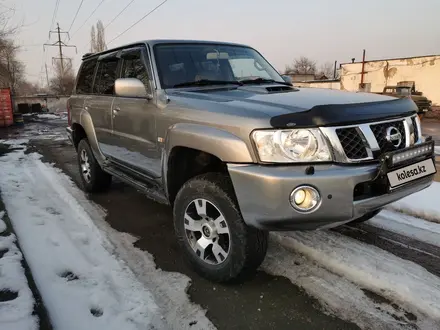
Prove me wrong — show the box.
[41,0,60,84]
[107,0,168,45]
[80,0,137,51]
[50,0,61,31]
[44,24,77,84]
[70,0,106,40]
[105,0,137,29]
[67,0,85,33]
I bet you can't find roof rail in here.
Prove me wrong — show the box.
[82,52,95,59]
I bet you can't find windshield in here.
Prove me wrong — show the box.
[154,43,283,88]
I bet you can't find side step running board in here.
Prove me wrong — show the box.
[103,165,169,205]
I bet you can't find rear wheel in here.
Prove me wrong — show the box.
[173,173,268,283]
[349,209,382,225]
[77,139,112,192]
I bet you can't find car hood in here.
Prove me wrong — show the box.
[169,85,418,127]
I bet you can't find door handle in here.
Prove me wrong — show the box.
[112,107,121,116]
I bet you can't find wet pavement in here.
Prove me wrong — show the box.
[31,137,358,330]
[2,116,440,329]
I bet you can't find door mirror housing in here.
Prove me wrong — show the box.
[281,75,292,84]
[115,78,150,98]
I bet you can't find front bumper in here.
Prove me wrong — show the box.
[228,161,434,231]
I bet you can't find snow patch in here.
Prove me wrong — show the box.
[0,213,38,330]
[263,237,419,330]
[0,149,214,330]
[0,139,29,146]
[35,114,61,120]
[0,150,163,330]
[369,210,440,248]
[273,230,440,328]
[389,182,440,223]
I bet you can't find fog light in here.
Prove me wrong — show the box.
[290,186,321,213]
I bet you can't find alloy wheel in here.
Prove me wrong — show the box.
[184,198,231,265]
[80,149,91,183]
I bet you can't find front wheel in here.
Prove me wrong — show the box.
[173,173,268,283]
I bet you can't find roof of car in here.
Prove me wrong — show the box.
[82,39,251,60]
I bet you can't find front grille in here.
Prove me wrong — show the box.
[370,120,406,153]
[336,127,368,159]
[411,117,419,142]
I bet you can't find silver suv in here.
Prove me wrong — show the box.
[67,39,436,282]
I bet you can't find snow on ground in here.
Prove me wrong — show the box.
[0,138,29,146]
[270,231,440,329]
[368,210,440,248]
[34,113,61,120]
[263,238,419,330]
[0,144,215,330]
[0,211,38,330]
[389,181,440,223]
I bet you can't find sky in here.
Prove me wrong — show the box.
[7,0,440,86]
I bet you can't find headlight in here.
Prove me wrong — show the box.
[252,129,332,163]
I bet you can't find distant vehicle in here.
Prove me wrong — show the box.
[67,39,436,283]
[379,85,432,115]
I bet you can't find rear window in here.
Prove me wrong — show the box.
[76,59,97,94]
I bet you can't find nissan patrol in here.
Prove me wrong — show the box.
[67,40,436,282]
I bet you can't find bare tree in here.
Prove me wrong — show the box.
[317,62,335,79]
[0,39,25,92]
[0,5,38,94]
[90,20,107,52]
[49,60,75,95]
[90,25,96,53]
[285,56,317,75]
[96,20,107,52]
[16,81,40,95]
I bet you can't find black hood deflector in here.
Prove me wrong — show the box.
[270,97,417,128]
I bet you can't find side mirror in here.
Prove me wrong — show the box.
[281,75,292,84]
[115,78,149,98]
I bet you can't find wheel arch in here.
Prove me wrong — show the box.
[71,110,106,165]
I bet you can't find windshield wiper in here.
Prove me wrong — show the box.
[173,79,243,88]
[239,78,292,86]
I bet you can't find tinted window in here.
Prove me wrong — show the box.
[154,44,283,88]
[76,59,97,94]
[121,49,151,93]
[93,57,119,95]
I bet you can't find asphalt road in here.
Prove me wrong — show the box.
[2,117,440,329]
[29,137,358,330]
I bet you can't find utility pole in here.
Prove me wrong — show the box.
[44,23,77,94]
[45,63,50,89]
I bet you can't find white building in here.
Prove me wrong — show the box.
[340,55,440,105]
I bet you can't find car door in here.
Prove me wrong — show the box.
[110,46,161,178]
[87,52,120,157]
[72,57,97,134]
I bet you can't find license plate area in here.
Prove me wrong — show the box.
[387,158,436,189]
[378,141,436,190]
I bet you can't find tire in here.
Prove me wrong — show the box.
[349,209,382,225]
[173,172,268,283]
[77,139,112,193]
